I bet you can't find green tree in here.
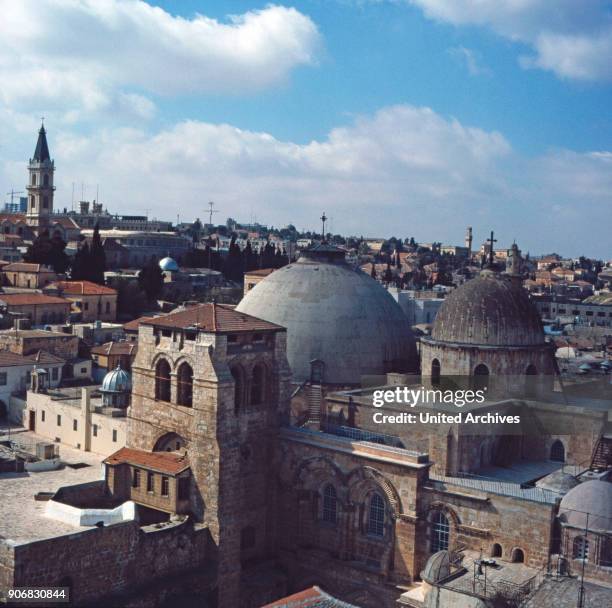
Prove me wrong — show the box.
[89,224,106,284]
[138,256,164,301]
[71,242,90,280]
[23,229,70,274]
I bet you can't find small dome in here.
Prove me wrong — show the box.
[559,480,612,532]
[535,470,579,494]
[159,257,179,272]
[421,551,451,584]
[101,365,132,393]
[430,272,545,347]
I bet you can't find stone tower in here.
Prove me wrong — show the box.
[26,123,55,230]
[127,303,291,606]
[464,226,473,258]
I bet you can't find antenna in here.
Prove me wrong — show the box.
[207,201,219,226]
[320,212,327,242]
[6,189,24,205]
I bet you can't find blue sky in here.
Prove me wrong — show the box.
[0,0,611,257]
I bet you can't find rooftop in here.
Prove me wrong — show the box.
[245,268,276,277]
[262,586,359,607]
[91,341,137,357]
[2,262,55,273]
[48,280,117,296]
[0,429,105,544]
[123,315,158,332]
[104,447,190,475]
[0,293,69,306]
[142,302,284,333]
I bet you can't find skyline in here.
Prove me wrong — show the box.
[0,0,611,258]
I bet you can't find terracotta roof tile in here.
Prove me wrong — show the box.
[142,303,284,333]
[48,280,117,295]
[104,447,190,475]
[262,586,358,607]
[0,293,70,306]
[123,315,157,332]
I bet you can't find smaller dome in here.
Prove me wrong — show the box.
[421,551,451,584]
[159,257,179,272]
[559,480,612,532]
[101,365,132,393]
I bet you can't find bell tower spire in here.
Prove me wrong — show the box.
[26,121,55,231]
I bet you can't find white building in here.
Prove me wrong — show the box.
[387,288,445,326]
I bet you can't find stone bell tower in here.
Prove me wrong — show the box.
[26,122,55,231]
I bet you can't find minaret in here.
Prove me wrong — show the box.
[26,122,55,231]
[507,241,522,284]
[465,226,473,259]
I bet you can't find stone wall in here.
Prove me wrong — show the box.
[9,517,210,606]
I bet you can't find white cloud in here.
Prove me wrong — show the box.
[4,105,608,257]
[0,0,321,120]
[408,0,612,81]
[448,46,491,76]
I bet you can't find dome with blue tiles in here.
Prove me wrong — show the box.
[101,365,132,393]
[159,257,179,272]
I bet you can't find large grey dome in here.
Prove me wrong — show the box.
[431,271,545,347]
[236,246,418,384]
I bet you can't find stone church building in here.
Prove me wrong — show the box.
[1,245,610,607]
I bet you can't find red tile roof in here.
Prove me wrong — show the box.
[0,349,64,367]
[104,447,190,475]
[262,587,358,607]
[245,268,276,277]
[142,303,284,333]
[49,280,117,296]
[91,341,137,356]
[0,293,70,306]
[123,315,158,332]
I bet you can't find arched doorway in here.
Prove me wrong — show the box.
[473,363,489,391]
[431,359,441,385]
[511,548,525,563]
[550,440,565,463]
[491,543,502,558]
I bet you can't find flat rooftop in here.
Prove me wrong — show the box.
[0,428,105,545]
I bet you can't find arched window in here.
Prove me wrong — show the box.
[250,364,265,405]
[43,174,49,186]
[431,359,441,385]
[573,536,589,561]
[491,543,502,558]
[473,363,489,391]
[511,548,525,563]
[322,484,337,524]
[177,362,193,407]
[31,174,37,186]
[367,492,385,537]
[155,359,171,402]
[231,366,244,414]
[431,511,450,552]
[153,432,186,452]
[550,440,565,462]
